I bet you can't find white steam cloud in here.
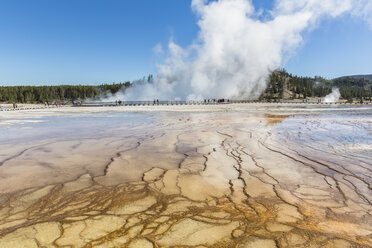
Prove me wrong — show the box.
[119,0,372,101]
[324,87,341,103]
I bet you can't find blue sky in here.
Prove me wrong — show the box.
[0,0,371,86]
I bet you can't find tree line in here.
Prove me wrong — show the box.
[1,72,371,103]
[0,82,131,103]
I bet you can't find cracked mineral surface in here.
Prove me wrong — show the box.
[0,104,371,247]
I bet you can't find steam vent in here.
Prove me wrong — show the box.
[0,104,371,247]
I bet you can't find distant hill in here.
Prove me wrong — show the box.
[342,74,372,81]
[262,70,372,101]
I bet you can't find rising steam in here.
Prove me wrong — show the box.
[119,0,372,101]
[324,87,341,103]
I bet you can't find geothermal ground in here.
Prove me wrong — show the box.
[0,104,371,248]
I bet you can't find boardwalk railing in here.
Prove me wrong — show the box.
[79,100,370,107]
[81,100,259,107]
[0,105,63,111]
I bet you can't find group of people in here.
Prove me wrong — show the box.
[203,99,230,103]
[44,101,65,107]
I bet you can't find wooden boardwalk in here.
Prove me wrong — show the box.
[0,100,370,111]
[80,100,370,107]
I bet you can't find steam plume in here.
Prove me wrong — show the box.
[324,87,341,103]
[121,0,372,101]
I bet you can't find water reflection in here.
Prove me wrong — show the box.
[264,114,290,126]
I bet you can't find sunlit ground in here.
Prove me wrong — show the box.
[0,104,371,247]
